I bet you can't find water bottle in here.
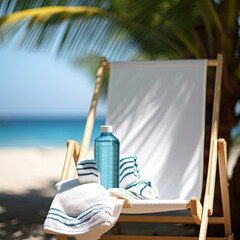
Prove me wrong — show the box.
[94,125,120,189]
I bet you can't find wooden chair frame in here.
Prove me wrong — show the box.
[56,54,233,240]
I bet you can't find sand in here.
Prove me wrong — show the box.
[0,147,93,240]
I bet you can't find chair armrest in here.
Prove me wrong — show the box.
[60,140,80,181]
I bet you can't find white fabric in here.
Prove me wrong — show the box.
[109,188,145,200]
[119,154,140,188]
[119,154,159,199]
[43,179,123,239]
[126,180,159,200]
[107,60,207,201]
[77,159,100,184]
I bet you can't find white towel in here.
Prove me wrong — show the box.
[126,180,159,200]
[44,154,158,238]
[44,179,123,239]
[119,154,140,189]
[119,154,159,200]
[108,188,144,200]
[77,159,100,184]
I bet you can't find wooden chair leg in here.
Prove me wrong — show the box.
[227,233,234,240]
[57,234,66,240]
[60,140,80,181]
[190,197,202,225]
[60,140,75,181]
[218,139,232,237]
[199,194,210,240]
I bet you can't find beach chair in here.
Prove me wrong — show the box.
[56,54,232,240]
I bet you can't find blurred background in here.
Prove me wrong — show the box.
[0,0,239,239]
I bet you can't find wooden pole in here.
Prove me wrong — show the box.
[78,57,107,161]
[218,139,232,237]
[60,140,75,181]
[205,53,223,215]
[199,195,210,240]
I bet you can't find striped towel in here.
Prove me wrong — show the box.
[44,155,158,238]
[119,154,159,200]
[77,159,100,184]
[109,188,144,200]
[44,179,123,239]
[119,154,140,188]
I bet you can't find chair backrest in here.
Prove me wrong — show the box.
[106,60,207,200]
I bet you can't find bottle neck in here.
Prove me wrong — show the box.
[101,132,112,136]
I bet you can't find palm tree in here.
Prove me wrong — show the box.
[0,0,240,235]
[1,0,239,133]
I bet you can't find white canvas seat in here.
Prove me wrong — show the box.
[107,60,206,202]
[54,54,233,240]
[105,60,207,215]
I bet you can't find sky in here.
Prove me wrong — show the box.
[0,46,107,120]
[0,10,138,122]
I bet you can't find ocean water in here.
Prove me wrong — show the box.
[0,118,105,148]
[1,118,239,149]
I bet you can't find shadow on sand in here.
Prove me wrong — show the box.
[0,181,57,240]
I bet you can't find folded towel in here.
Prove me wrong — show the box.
[119,154,140,189]
[126,180,159,200]
[109,188,144,200]
[44,154,159,238]
[44,179,123,239]
[77,159,100,184]
[119,154,159,200]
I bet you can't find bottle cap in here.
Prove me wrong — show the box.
[101,125,112,133]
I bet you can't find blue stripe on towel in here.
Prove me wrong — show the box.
[50,203,105,218]
[119,157,132,162]
[47,210,109,227]
[119,160,134,170]
[119,166,134,176]
[140,184,148,196]
[78,172,99,177]
[78,162,96,165]
[48,206,111,222]
[119,171,136,183]
[126,180,150,189]
[116,189,139,200]
[77,167,98,171]
[120,156,137,162]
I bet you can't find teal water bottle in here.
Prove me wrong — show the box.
[94,125,120,189]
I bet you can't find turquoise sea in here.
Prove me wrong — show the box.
[1,118,239,148]
[0,118,105,148]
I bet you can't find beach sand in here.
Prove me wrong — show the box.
[0,147,93,240]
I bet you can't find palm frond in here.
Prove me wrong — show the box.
[0,6,105,27]
[0,5,141,61]
[0,5,169,61]
[204,0,223,32]
[0,0,237,63]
